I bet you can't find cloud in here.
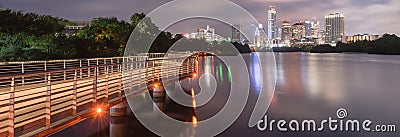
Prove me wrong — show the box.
[337,0,400,35]
[231,0,400,36]
[1,0,399,36]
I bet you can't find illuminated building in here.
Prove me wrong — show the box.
[267,6,277,41]
[291,22,315,46]
[291,22,305,42]
[346,34,381,43]
[64,21,91,35]
[184,25,225,42]
[255,24,268,47]
[302,20,312,38]
[311,20,320,42]
[196,25,215,41]
[231,24,241,42]
[65,21,91,30]
[250,23,258,46]
[318,30,326,45]
[281,20,292,47]
[325,13,345,44]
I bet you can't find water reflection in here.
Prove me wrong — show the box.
[109,117,127,137]
[53,53,400,137]
[249,53,262,94]
[191,88,198,128]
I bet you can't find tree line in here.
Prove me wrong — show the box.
[0,9,251,62]
[311,34,400,54]
[273,34,400,55]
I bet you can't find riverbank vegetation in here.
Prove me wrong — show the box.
[273,34,400,55]
[0,9,250,61]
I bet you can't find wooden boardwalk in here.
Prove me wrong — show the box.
[0,53,197,136]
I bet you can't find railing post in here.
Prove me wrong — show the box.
[87,60,90,78]
[191,57,194,73]
[111,58,114,73]
[118,64,122,99]
[72,70,77,116]
[174,59,177,76]
[139,65,142,90]
[93,67,97,105]
[152,61,155,81]
[63,60,66,80]
[188,58,191,74]
[129,62,133,93]
[135,57,138,69]
[104,59,106,75]
[8,77,15,137]
[186,58,189,75]
[105,67,109,102]
[44,61,47,71]
[79,60,83,78]
[45,73,51,127]
[21,63,24,85]
[195,57,198,72]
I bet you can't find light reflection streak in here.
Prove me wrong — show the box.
[227,65,232,83]
[191,88,198,127]
[250,53,262,94]
[219,64,223,81]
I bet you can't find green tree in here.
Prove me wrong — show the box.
[78,17,132,57]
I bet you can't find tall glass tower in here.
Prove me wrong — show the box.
[325,13,345,44]
[267,6,277,41]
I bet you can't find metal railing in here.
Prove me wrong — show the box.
[0,53,198,137]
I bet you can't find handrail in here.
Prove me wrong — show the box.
[0,53,178,76]
[0,53,198,137]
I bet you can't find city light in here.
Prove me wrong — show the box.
[96,107,102,114]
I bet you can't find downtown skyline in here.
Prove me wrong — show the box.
[1,0,399,37]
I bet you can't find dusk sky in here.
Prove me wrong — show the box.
[1,0,399,37]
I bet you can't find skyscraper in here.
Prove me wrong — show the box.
[311,19,320,39]
[255,24,267,47]
[291,22,305,42]
[281,20,292,47]
[267,6,277,41]
[311,19,322,44]
[250,23,258,46]
[325,13,345,44]
[231,25,241,42]
[302,20,312,38]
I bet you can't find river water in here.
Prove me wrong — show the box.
[52,52,400,137]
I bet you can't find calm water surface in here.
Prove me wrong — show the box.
[53,53,400,137]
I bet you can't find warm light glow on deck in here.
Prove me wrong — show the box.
[191,88,195,96]
[96,107,102,114]
[191,88,197,111]
[192,116,198,127]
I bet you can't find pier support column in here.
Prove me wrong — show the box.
[109,116,127,137]
[110,100,128,136]
[110,101,127,117]
[153,85,166,112]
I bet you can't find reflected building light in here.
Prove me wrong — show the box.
[250,53,262,94]
[204,57,213,86]
[219,64,224,81]
[227,65,232,83]
[191,88,198,128]
[204,57,212,74]
[275,54,285,92]
[211,56,215,75]
[306,58,321,99]
[192,116,198,128]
